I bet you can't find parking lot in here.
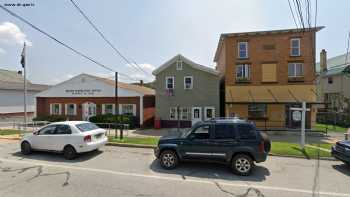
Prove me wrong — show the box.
[0,139,349,197]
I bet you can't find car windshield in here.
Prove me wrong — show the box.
[76,123,99,132]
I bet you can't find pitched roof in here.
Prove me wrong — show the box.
[214,26,324,62]
[316,53,350,72]
[152,54,220,76]
[0,68,49,91]
[83,74,155,95]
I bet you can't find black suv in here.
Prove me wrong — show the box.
[154,118,271,176]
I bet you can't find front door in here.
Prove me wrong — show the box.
[82,102,96,121]
[191,107,202,126]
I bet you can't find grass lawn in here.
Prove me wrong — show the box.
[313,123,348,133]
[108,136,332,158]
[108,136,159,145]
[271,142,332,159]
[0,129,22,136]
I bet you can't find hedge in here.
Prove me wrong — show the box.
[89,114,137,129]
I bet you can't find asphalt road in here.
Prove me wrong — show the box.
[0,140,349,197]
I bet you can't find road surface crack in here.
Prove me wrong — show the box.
[214,182,265,197]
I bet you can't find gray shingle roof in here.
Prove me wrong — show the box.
[0,68,49,91]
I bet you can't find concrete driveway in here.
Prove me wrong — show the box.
[0,139,349,197]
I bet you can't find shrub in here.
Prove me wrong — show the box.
[89,114,137,129]
[33,115,67,122]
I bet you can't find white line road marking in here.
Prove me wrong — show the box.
[0,158,349,197]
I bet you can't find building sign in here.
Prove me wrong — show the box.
[65,89,102,95]
[292,111,301,121]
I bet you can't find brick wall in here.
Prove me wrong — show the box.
[36,96,155,127]
[217,30,317,86]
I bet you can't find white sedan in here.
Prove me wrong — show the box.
[20,121,108,159]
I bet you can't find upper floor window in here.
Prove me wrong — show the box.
[238,42,248,59]
[288,63,303,77]
[165,76,174,89]
[290,38,301,56]
[236,64,250,80]
[328,77,333,84]
[176,60,183,70]
[184,76,193,89]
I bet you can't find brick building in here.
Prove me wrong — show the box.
[214,27,324,129]
[35,74,155,127]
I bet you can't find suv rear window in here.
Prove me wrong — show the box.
[76,123,99,132]
[214,124,236,139]
[236,124,256,140]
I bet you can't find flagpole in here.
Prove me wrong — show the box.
[22,42,27,132]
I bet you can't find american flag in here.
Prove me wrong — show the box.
[20,42,26,68]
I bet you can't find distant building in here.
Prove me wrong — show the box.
[0,68,49,122]
[214,27,324,129]
[152,54,220,128]
[317,50,350,112]
[35,73,155,127]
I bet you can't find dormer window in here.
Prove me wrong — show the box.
[176,60,183,70]
[290,38,301,56]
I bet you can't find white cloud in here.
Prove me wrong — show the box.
[0,48,5,54]
[0,22,32,46]
[124,63,155,83]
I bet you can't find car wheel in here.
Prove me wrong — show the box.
[21,141,32,155]
[63,145,77,160]
[159,150,178,170]
[232,154,254,176]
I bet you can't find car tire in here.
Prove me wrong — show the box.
[231,154,254,176]
[159,150,178,170]
[21,141,32,155]
[63,145,77,160]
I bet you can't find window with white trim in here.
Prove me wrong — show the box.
[51,103,61,115]
[103,104,114,114]
[121,104,135,115]
[236,64,250,80]
[204,107,215,120]
[66,103,76,116]
[290,38,301,56]
[238,42,248,58]
[165,76,174,89]
[180,108,189,120]
[184,76,193,89]
[176,60,183,70]
[169,107,177,120]
[288,63,303,77]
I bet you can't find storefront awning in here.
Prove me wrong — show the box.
[225,85,317,103]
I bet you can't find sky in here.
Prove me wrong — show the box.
[0,0,349,85]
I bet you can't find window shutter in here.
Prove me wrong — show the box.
[65,104,68,115]
[49,104,53,115]
[101,104,105,115]
[73,104,77,115]
[262,64,277,82]
[132,104,136,116]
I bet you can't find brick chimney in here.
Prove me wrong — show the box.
[320,49,327,72]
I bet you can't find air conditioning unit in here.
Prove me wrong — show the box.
[166,89,174,96]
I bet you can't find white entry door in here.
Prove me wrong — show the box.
[191,107,202,126]
[82,102,96,121]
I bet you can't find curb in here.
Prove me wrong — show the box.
[106,142,156,149]
[0,136,21,140]
[268,153,336,161]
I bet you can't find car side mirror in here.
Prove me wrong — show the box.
[33,131,38,135]
[188,133,196,140]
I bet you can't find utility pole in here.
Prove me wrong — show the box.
[115,72,119,138]
[290,102,310,149]
[21,42,27,132]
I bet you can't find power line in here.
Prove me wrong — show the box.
[345,32,350,65]
[0,4,139,82]
[288,0,299,28]
[68,0,152,77]
[314,0,318,27]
